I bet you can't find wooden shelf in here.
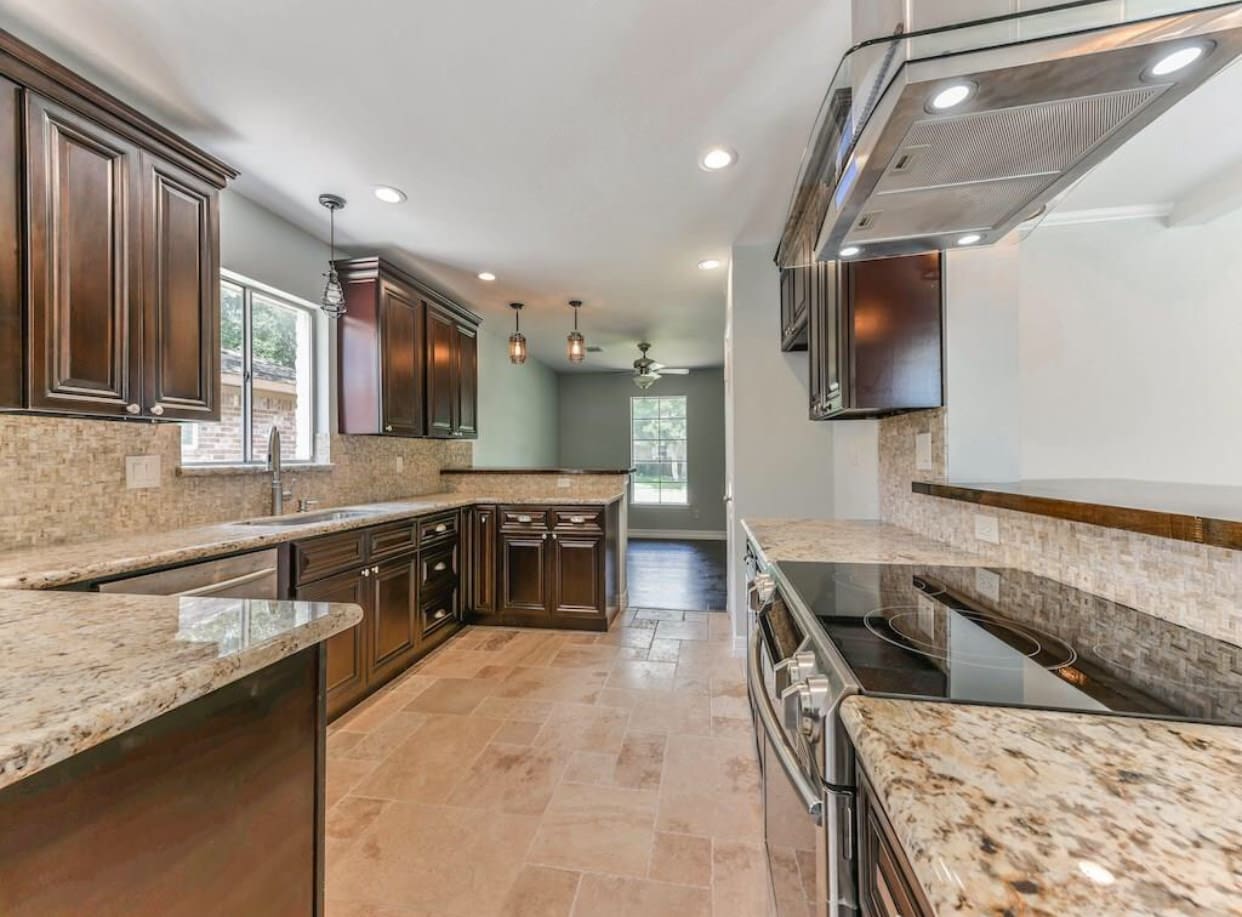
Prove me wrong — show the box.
[912,479,1242,551]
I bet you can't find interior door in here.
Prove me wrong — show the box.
[499,531,550,618]
[379,283,424,435]
[425,304,456,437]
[369,552,419,683]
[454,323,478,437]
[25,92,143,416]
[141,152,219,421]
[295,567,369,720]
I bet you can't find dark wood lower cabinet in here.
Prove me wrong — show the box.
[499,530,552,619]
[857,770,933,917]
[0,648,324,917]
[468,505,496,614]
[368,553,419,686]
[294,567,369,720]
[550,532,605,624]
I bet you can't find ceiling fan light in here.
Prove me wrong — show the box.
[634,374,657,390]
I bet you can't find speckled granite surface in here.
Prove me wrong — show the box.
[742,518,980,566]
[841,696,1242,916]
[0,589,362,791]
[0,491,623,590]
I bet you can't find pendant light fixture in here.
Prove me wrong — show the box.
[566,299,585,363]
[508,303,527,364]
[318,193,347,317]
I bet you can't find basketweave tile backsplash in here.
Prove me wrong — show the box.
[0,415,472,550]
[878,409,1242,648]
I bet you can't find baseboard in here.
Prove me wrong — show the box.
[627,529,727,541]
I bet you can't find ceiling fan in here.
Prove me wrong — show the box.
[614,342,690,389]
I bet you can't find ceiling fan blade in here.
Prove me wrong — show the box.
[660,368,691,375]
[648,361,666,371]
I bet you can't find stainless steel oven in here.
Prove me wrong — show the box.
[747,569,859,917]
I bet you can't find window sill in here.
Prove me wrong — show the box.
[176,462,335,478]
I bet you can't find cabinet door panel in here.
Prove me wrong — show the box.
[370,554,418,683]
[0,77,21,409]
[142,153,219,420]
[470,506,497,614]
[379,284,424,435]
[425,304,456,437]
[26,93,142,415]
[500,532,549,617]
[551,534,604,619]
[295,568,368,720]
[455,323,478,437]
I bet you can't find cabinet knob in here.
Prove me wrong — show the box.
[150,404,165,417]
[433,561,447,572]
[385,424,393,432]
[125,403,141,415]
[435,524,447,533]
[480,513,488,522]
[552,532,558,540]
[372,565,380,574]
[433,609,447,620]
[361,568,371,578]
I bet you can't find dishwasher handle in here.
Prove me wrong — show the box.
[174,567,279,598]
[748,629,823,824]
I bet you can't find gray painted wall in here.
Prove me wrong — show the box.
[557,369,726,534]
[220,189,559,466]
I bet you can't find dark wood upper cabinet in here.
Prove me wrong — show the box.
[809,252,943,420]
[779,235,812,351]
[336,256,481,439]
[0,32,235,421]
[454,323,478,438]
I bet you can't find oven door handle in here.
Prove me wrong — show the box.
[748,630,824,825]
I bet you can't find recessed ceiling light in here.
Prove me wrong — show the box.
[929,82,974,111]
[477,272,496,282]
[373,185,407,204]
[840,246,861,257]
[956,233,982,246]
[700,147,737,171]
[697,258,723,271]
[1149,44,1206,77]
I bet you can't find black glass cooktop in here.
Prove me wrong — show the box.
[773,562,1242,725]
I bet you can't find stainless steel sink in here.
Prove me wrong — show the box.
[239,509,387,527]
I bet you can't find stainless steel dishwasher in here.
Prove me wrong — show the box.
[96,549,281,599]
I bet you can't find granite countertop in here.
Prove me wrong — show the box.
[0,589,361,791]
[742,518,980,566]
[0,491,624,590]
[841,696,1242,916]
[441,467,633,475]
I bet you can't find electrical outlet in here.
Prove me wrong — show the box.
[973,513,1000,545]
[915,432,933,471]
[975,568,1001,602]
[125,454,161,489]
[395,456,404,473]
[557,477,571,489]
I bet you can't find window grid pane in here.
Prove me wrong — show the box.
[630,396,688,506]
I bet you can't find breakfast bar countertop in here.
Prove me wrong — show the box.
[841,695,1242,916]
[0,588,362,791]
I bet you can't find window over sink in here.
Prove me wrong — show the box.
[631,395,688,505]
[180,273,319,465]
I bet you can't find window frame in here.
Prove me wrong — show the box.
[629,394,690,507]
[180,270,322,466]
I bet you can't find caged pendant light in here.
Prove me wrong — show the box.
[566,299,585,363]
[508,303,528,364]
[318,194,347,317]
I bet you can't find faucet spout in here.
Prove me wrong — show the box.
[267,426,282,475]
[267,427,291,514]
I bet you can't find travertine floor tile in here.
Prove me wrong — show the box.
[655,620,709,642]
[657,734,763,840]
[562,750,617,786]
[475,695,555,723]
[533,703,631,754]
[493,719,542,744]
[628,690,713,737]
[606,660,678,691]
[495,665,611,703]
[571,874,712,917]
[646,637,683,663]
[403,676,495,714]
[613,731,666,790]
[528,782,659,877]
[648,832,712,887]
[353,714,503,802]
[711,839,775,917]
[498,865,581,917]
[326,796,389,843]
[326,756,380,810]
[445,742,569,815]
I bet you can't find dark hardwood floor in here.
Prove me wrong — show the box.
[626,538,728,612]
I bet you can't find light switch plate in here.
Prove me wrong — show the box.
[126,454,161,489]
[973,513,1000,545]
[557,477,571,489]
[915,432,933,471]
[975,568,1001,602]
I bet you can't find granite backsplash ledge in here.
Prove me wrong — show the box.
[0,415,472,550]
[878,410,1242,647]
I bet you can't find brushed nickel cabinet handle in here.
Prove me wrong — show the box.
[385,424,393,432]
[569,515,586,524]
[434,523,447,533]
[126,403,141,415]
[433,609,447,620]
[517,514,532,524]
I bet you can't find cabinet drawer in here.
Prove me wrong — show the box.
[420,541,459,591]
[500,507,549,530]
[552,508,602,531]
[420,585,459,637]
[291,530,367,585]
[418,512,459,544]
[368,520,417,559]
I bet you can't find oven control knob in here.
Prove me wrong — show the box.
[774,651,819,693]
[750,573,775,604]
[782,675,832,741]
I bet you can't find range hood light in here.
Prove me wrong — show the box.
[928,81,974,112]
[956,234,983,246]
[840,245,861,258]
[1149,44,1207,77]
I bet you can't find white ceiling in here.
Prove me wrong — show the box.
[0,0,848,370]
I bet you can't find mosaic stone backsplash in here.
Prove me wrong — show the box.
[878,410,1242,648]
[440,471,628,502]
[0,415,472,550]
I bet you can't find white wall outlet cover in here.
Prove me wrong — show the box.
[973,513,1000,545]
[125,454,161,489]
[557,477,571,489]
[915,432,933,471]
[974,567,1001,602]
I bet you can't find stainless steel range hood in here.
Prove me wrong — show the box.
[777,0,1242,266]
